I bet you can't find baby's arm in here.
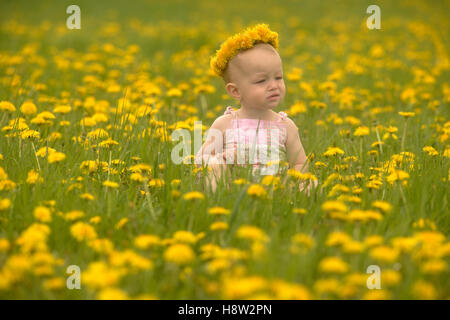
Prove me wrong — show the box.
[284,118,317,194]
[194,115,231,167]
[285,118,308,172]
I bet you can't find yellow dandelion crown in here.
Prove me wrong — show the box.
[210,23,279,78]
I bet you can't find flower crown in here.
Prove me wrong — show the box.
[209,23,279,78]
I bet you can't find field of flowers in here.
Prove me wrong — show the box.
[0,0,449,299]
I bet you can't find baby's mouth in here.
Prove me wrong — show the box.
[267,94,280,99]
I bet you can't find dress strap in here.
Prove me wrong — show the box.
[224,106,238,119]
[278,111,288,122]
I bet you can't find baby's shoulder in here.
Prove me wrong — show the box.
[210,113,234,132]
[273,111,295,128]
[283,116,301,141]
[283,116,298,128]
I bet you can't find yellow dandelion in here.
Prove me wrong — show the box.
[53,105,72,114]
[103,180,119,188]
[80,193,95,201]
[48,152,66,163]
[20,101,37,115]
[99,138,119,149]
[236,225,269,243]
[371,200,392,213]
[233,178,248,185]
[362,289,392,300]
[422,146,438,156]
[420,259,447,275]
[0,198,12,211]
[64,210,85,221]
[42,277,65,291]
[398,111,415,118]
[33,206,52,223]
[319,256,350,274]
[210,221,228,231]
[326,231,352,247]
[70,222,97,242]
[89,216,101,224]
[323,147,345,157]
[314,278,341,295]
[292,208,307,215]
[208,206,231,215]
[182,191,205,200]
[134,234,160,250]
[353,126,370,137]
[0,238,11,252]
[412,280,437,299]
[114,217,128,230]
[210,24,279,78]
[97,287,129,300]
[0,101,16,112]
[164,243,195,265]
[247,184,267,198]
[321,200,348,213]
[369,246,399,263]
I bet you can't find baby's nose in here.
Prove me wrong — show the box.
[268,79,278,89]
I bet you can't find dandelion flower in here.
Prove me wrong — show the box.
[0,101,16,112]
[371,200,392,213]
[33,206,52,223]
[319,256,349,274]
[422,146,438,156]
[323,147,345,157]
[20,101,37,115]
[247,184,267,198]
[182,191,205,200]
[210,24,279,78]
[208,206,231,215]
[97,287,129,300]
[321,200,348,213]
[0,198,12,211]
[70,222,97,242]
[236,225,269,243]
[210,221,228,231]
[134,234,160,250]
[48,152,66,163]
[353,126,370,137]
[369,246,399,263]
[103,180,119,188]
[164,243,195,265]
[398,111,415,118]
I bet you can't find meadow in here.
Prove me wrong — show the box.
[0,0,449,299]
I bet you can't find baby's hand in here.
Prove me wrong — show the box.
[299,179,318,196]
[222,143,245,166]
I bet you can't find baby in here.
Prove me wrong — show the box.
[195,24,316,193]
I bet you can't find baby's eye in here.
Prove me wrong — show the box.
[256,79,265,83]
[276,76,283,80]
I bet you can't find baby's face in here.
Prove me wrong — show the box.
[227,43,286,111]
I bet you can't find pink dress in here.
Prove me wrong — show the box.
[223,106,289,176]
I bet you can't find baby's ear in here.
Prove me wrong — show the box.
[225,83,240,100]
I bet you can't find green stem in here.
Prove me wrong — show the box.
[143,181,157,220]
[31,141,41,172]
[375,125,383,155]
[398,183,409,215]
[107,150,112,181]
[401,120,407,151]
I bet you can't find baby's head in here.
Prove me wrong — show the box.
[210,24,285,111]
